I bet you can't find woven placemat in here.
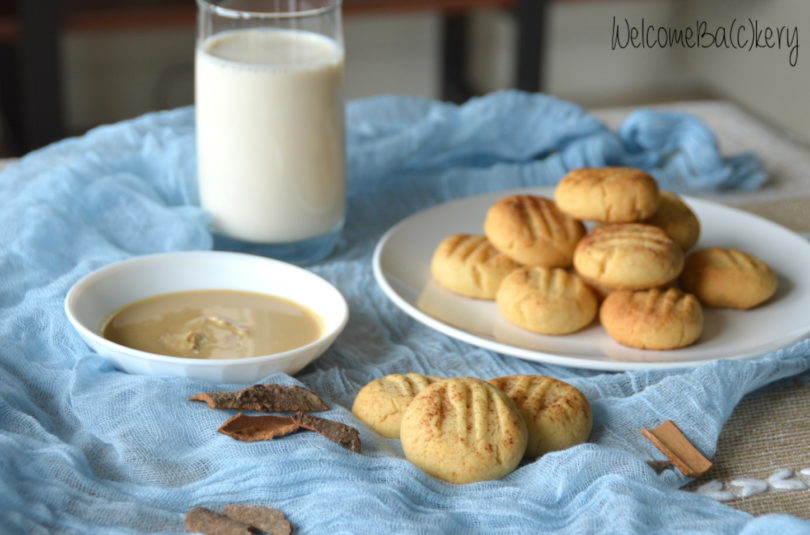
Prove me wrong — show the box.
[685,379,810,518]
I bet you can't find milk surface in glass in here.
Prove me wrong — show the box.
[196,29,345,244]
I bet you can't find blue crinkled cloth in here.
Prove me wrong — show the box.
[1,91,809,534]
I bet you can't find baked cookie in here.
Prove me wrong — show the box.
[496,267,597,335]
[483,195,585,268]
[554,167,659,223]
[583,280,616,302]
[679,248,777,309]
[430,234,520,299]
[643,191,701,251]
[352,373,442,439]
[400,377,528,484]
[488,375,591,458]
[573,223,684,290]
[599,287,703,350]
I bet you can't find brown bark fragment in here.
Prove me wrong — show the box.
[641,420,713,478]
[189,384,328,413]
[217,413,301,442]
[184,507,257,535]
[222,505,293,535]
[293,412,362,453]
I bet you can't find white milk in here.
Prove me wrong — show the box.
[196,29,345,243]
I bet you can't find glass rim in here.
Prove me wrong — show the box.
[195,0,342,19]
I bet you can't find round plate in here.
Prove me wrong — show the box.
[372,188,810,371]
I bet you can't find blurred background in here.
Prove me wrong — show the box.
[0,0,806,156]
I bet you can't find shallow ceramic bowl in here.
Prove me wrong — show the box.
[64,251,349,383]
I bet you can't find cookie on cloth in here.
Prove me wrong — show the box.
[573,223,684,290]
[430,234,520,299]
[599,287,703,350]
[352,373,443,439]
[496,266,597,335]
[642,191,701,252]
[679,248,777,309]
[554,167,659,223]
[400,377,528,484]
[488,375,592,458]
[483,195,585,268]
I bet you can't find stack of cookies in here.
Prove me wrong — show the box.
[352,373,592,484]
[430,166,778,351]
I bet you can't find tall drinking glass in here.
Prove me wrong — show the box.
[196,0,345,264]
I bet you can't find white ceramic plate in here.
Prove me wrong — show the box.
[372,188,810,371]
[65,251,348,383]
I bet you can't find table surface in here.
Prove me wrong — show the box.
[2,99,809,520]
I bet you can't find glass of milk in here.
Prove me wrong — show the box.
[196,0,345,264]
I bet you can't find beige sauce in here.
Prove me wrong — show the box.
[103,290,321,359]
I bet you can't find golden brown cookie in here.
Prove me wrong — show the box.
[583,280,617,302]
[496,267,597,335]
[573,223,684,290]
[642,191,701,251]
[554,167,659,223]
[352,373,442,439]
[483,195,585,268]
[488,375,591,458]
[400,377,528,484]
[599,287,703,350]
[679,248,777,309]
[430,234,521,299]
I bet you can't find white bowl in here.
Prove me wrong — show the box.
[64,251,349,383]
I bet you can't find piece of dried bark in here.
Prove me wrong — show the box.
[292,412,361,453]
[185,507,257,535]
[189,384,328,413]
[641,420,713,478]
[222,505,293,535]
[217,413,301,442]
[646,460,674,474]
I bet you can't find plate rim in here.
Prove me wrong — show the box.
[372,187,810,371]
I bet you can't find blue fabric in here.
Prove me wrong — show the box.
[0,91,807,534]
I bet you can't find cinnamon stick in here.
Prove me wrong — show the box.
[641,420,712,478]
[184,507,257,535]
[189,384,328,413]
[217,413,301,442]
[292,412,362,453]
[222,505,292,535]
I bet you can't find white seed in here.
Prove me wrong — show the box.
[770,479,808,491]
[696,480,735,501]
[697,480,723,493]
[729,478,768,498]
[767,468,794,483]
